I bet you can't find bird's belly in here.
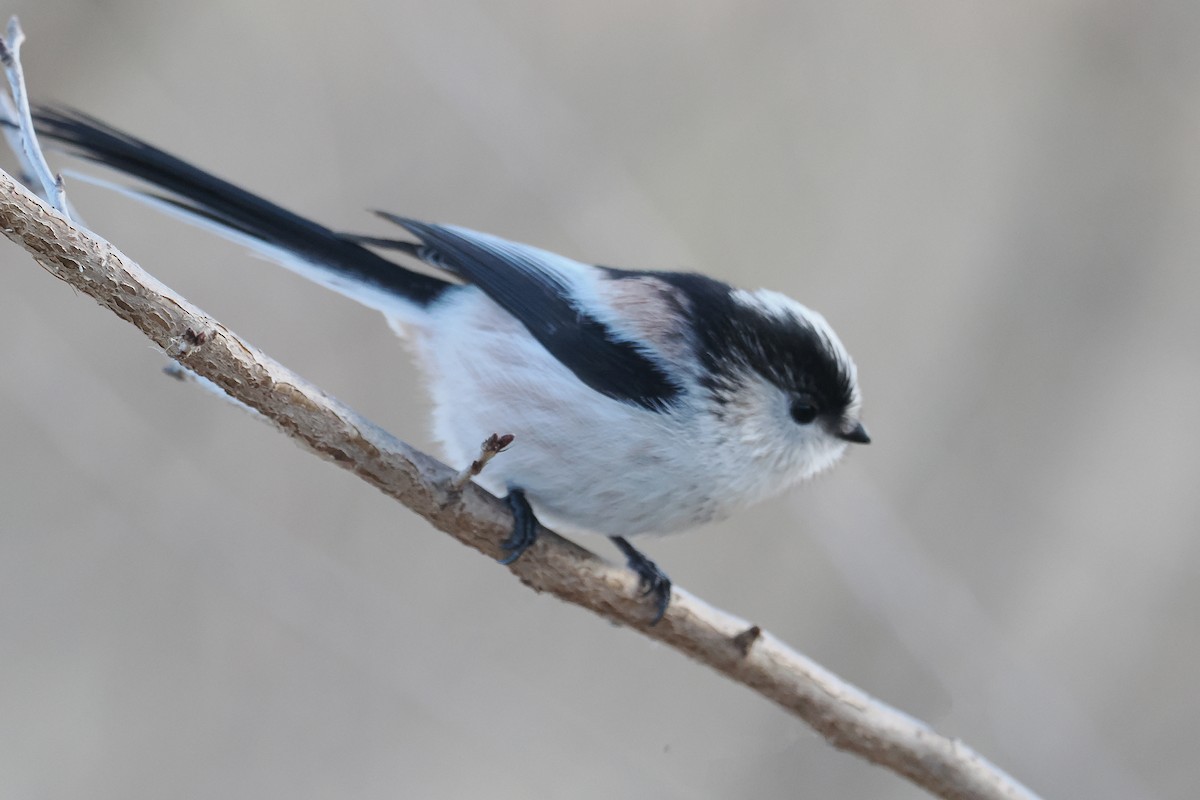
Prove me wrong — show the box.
[410,291,728,537]
[480,435,722,537]
[435,386,721,536]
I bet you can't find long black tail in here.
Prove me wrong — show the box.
[32,106,451,312]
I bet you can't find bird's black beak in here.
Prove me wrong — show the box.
[837,421,871,444]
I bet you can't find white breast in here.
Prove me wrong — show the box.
[389,285,841,538]
[390,288,724,536]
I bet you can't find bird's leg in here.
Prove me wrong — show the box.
[610,536,672,625]
[498,487,538,565]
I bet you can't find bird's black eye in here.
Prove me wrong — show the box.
[790,397,819,425]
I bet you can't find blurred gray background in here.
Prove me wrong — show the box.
[2,1,1197,798]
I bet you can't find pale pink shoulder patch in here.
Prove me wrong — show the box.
[595,276,694,364]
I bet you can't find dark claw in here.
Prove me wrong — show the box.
[611,536,672,625]
[499,488,538,565]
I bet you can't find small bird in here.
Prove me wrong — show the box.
[33,107,869,624]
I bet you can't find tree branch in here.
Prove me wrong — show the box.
[0,161,1041,800]
[0,30,1040,787]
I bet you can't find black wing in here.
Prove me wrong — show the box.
[373,213,683,411]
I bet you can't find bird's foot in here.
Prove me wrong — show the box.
[499,488,538,565]
[611,536,671,625]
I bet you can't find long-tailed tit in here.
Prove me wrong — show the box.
[33,108,869,623]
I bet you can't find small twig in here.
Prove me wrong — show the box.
[449,433,515,491]
[731,624,762,656]
[0,16,67,216]
[0,95,33,186]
